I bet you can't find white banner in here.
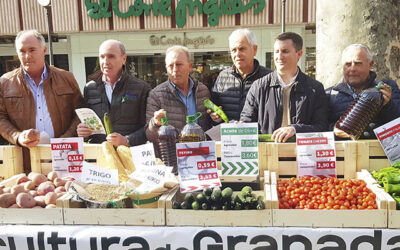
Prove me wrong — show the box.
[0,225,400,249]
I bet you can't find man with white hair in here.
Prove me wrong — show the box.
[210,28,271,122]
[326,43,400,139]
[77,39,151,146]
[145,45,211,145]
[0,29,84,172]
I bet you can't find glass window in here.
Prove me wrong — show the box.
[84,51,232,89]
[0,55,69,76]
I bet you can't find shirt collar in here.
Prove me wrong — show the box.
[102,75,122,89]
[169,77,194,95]
[277,68,299,88]
[23,64,48,84]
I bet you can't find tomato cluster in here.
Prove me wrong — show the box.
[277,177,377,210]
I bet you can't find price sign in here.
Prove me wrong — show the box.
[130,143,156,168]
[221,123,259,176]
[296,132,336,177]
[81,162,119,186]
[51,137,84,180]
[176,141,220,193]
[374,117,400,164]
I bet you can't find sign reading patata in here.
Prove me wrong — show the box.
[374,117,400,164]
[221,123,259,176]
[176,141,220,193]
[85,0,265,28]
[130,143,157,168]
[51,138,84,180]
[296,132,336,178]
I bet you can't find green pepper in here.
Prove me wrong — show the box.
[393,196,400,209]
[384,183,400,193]
[383,173,400,185]
[393,161,400,169]
[104,112,113,135]
[203,99,229,123]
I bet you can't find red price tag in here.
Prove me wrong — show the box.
[316,149,335,158]
[316,161,335,169]
[68,165,82,173]
[68,154,84,162]
[199,173,218,180]
[197,160,216,170]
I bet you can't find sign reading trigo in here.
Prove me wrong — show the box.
[85,0,265,28]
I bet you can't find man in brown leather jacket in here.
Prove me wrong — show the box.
[0,30,84,172]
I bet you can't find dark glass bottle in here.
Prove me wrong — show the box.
[179,112,206,142]
[335,82,386,140]
[158,116,179,174]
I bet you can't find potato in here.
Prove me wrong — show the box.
[32,206,44,209]
[37,181,55,195]
[11,184,26,195]
[3,187,11,193]
[56,192,66,198]
[62,177,75,182]
[47,171,58,181]
[45,192,57,205]
[65,181,73,191]
[30,173,48,186]
[0,188,3,195]
[24,181,36,191]
[29,190,38,197]
[0,193,16,208]
[34,195,46,207]
[16,193,36,208]
[9,203,20,208]
[54,186,66,194]
[45,204,56,208]
[53,178,66,188]
[17,176,30,184]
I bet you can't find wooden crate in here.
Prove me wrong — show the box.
[58,191,171,226]
[268,171,388,228]
[265,141,358,178]
[30,144,105,175]
[0,208,63,225]
[357,140,390,172]
[165,183,272,227]
[0,146,23,181]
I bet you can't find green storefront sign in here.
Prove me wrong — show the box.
[85,0,265,28]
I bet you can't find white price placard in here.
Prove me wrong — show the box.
[129,165,172,186]
[374,117,400,164]
[220,123,259,175]
[51,137,84,180]
[81,161,119,185]
[176,141,220,193]
[130,143,156,168]
[296,132,336,177]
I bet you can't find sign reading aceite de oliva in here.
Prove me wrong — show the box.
[85,0,265,28]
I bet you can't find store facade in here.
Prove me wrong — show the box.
[0,0,316,90]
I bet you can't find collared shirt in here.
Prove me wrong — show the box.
[23,64,54,138]
[169,78,196,117]
[103,76,122,103]
[346,83,359,99]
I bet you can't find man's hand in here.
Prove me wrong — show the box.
[207,106,223,123]
[77,123,93,138]
[334,127,350,138]
[272,126,296,143]
[380,83,392,106]
[153,109,166,127]
[106,132,128,147]
[18,129,40,147]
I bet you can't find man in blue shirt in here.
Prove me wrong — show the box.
[0,30,84,171]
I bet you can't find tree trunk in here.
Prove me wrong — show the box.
[316,0,400,88]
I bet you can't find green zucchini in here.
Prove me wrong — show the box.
[104,112,113,135]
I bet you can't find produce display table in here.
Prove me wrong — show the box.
[0,225,398,249]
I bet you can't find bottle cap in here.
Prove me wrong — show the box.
[161,114,168,126]
[186,112,202,124]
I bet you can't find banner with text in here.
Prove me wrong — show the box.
[176,141,220,193]
[374,117,400,164]
[51,137,84,180]
[0,225,399,249]
[221,123,259,175]
[296,132,336,177]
